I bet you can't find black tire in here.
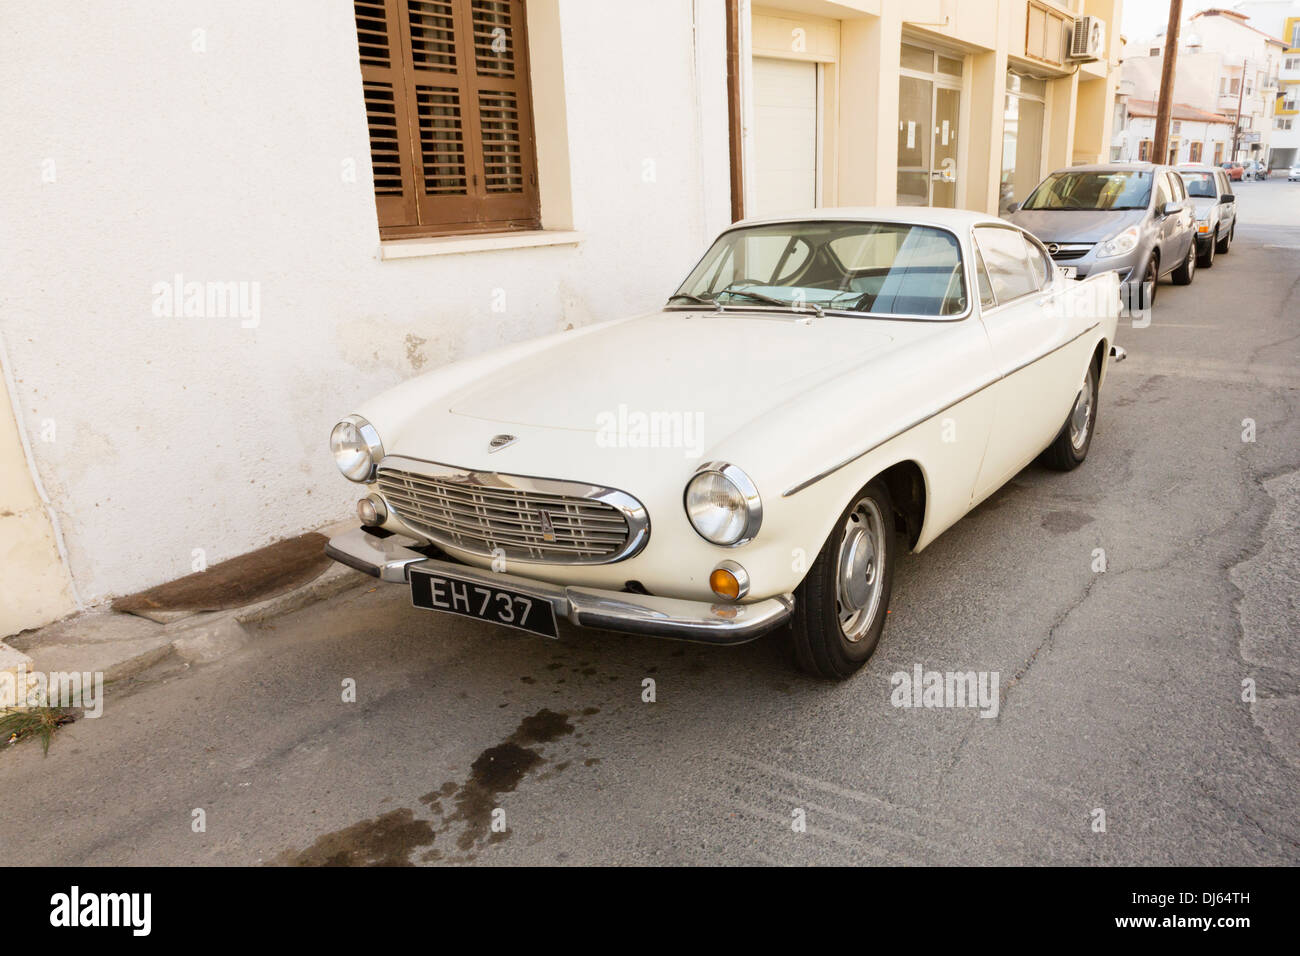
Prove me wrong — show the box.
[1131,254,1158,310]
[1171,238,1196,285]
[1197,235,1215,268]
[789,480,897,681]
[1042,356,1100,471]
[1215,223,1232,255]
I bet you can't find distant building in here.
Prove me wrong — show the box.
[1111,99,1237,164]
[1234,0,1300,167]
[1122,7,1286,165]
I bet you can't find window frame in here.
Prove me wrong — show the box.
[354,0,542,240]
[972,224,1043,310]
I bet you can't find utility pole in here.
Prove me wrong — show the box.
[1152,0,1184,165]
[1232,58,1248,163]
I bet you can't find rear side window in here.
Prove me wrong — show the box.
[1155,175,1172,208]
[974,226,1038,304]
[1022,232,1054,288]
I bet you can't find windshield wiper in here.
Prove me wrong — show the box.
[715,288,790,308]
[666,293,713,305]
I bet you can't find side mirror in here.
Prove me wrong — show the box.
[1162,200,1181,216]
[1006,202,1021,214]
[1220,193,1236,204]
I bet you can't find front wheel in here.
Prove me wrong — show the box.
[1215,223,1232,255]
[1042,358,1099,471]
[789,480,897,680]
[1197,235,1215,268]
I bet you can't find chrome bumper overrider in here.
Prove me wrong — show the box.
[325,527,793,645]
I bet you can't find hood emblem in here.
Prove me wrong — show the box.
[1047,243,1060,255]
[538,509,556,543]
[488,434,517,453]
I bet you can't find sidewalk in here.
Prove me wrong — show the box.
[2,523,368,692]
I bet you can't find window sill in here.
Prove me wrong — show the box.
[379,229,584,261]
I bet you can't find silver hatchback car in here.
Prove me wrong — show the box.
[1007,163,1198,308]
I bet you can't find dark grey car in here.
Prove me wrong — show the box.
[1178,165,1236,268]
[1007,163,1198,308]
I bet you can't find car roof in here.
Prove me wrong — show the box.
[732,206,1003,232]
[1049,162,1168,174]
[1177,166,1219,174]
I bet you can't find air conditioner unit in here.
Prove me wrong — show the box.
[1068,16,1105,62]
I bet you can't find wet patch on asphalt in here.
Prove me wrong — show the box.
[270,707,583,866]
[1040,510,1095,534]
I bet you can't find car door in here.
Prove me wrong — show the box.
[971,225,1079,500]
[1217,170,1236,236]
[1167,171,1195,263]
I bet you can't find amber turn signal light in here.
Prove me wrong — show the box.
[708,560,749,601]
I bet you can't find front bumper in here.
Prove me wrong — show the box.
[325,527,794,645]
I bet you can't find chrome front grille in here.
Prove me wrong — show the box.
[1048,242,1093,261]
[375,458,649,565]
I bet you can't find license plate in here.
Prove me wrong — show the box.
[1059,266,1078,279]
[410,568,559,638]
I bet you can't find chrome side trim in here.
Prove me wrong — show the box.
[324,528,792,645]
[375,455,650,565]
[781,322,1101,497]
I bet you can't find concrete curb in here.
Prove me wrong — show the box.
[11,561,372,685]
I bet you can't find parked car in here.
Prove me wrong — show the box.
[1220,161,1245,181]
[1241,160,1268,181]
[1178,166,1236,267]
[1007,163,1197,309]
[1288,165,1300,182]
[325,209,1123,680]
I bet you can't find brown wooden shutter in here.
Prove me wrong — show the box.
[355,0,540,238]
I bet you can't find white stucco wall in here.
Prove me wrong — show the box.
[0,0,732,603]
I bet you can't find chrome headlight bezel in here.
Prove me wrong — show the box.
[1095,224,1140,260]
[684,461,762,547]
[330,414,384,483]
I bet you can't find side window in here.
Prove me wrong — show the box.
[974,226,1038,304]
[1155,174,1172,209]
[973,246,996,308]
[1170,174,1187,201]
[1021,232,1054,289]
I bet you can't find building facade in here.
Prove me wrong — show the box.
[1111,98,1237,165]
[0,0,1123,636]
[1123,7,1286,165]
[1235,0,1300,167]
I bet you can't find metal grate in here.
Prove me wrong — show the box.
[377,467,637,564]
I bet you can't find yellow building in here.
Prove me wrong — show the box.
[735,0,1124,219]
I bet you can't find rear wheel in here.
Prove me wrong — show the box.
[789,480,897,680]
[1042,358,1099,471]
[1171,238,1196,285]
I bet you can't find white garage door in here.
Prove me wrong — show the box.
[751,57,818,219]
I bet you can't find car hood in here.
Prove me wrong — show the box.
[1189,197,1218,217]
[1008,207,1148,244]
[447,310,895,436]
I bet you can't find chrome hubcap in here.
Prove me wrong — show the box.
[835,498,885,643]
[1069,365,1095,451]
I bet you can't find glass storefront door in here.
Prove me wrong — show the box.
[896,44,962,208]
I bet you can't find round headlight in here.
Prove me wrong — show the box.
[684,463,762,546]
[330,415,384,482]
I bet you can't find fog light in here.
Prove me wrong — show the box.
[357,495,387,526]
[709,560,749,601]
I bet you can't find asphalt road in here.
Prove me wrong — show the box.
[3,181,1297,866]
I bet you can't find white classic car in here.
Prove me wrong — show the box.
[326,208,1123,679]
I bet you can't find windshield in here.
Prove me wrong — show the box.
[1180,172,1217,198]
[671,221,967,318]
[1021,170,1152,211]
